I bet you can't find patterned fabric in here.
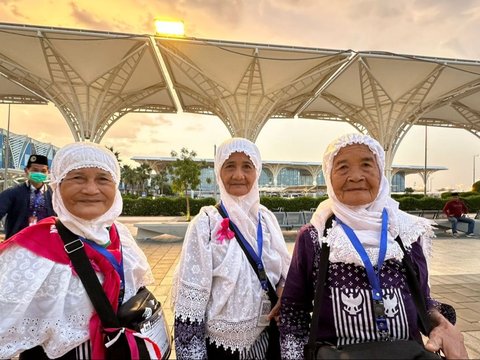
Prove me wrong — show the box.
[175,317,207,359]
[280,224,437,360]
[28,186,48,220]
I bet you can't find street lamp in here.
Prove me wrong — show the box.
[474,154,480,184]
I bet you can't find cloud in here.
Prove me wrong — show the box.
[69,2,116,31]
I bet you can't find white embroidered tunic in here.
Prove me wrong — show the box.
[0,222,153,358]
[172,205,291,358]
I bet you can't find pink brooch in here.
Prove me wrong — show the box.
[216,218,235,243]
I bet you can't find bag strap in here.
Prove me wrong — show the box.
[215,204,278,305]
[394,236,433,335]
[307,220,433,346]
[55,219,120,328]
[306,216,333,351]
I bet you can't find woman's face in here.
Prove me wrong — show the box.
[60,167,116,220]
[330,144,381,206]
[220,152,257,196]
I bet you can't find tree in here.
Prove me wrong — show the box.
[106,146,122,166]
[168,148,203,221]
[121,164,137,194]
[135,163,152,194]
[472,180,480,192]
[151,168,170,195]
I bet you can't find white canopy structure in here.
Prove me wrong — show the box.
[1,22,479,179]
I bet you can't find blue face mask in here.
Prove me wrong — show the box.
[28,172,48,183]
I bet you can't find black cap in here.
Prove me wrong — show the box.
[451,192,459,196]
[27,154,49,167]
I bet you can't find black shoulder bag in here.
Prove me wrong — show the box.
[56,219,171,360]
[216,204,281,360]
[304,221,442,360]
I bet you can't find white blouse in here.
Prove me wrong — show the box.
[172,205,291,352]
[0,222,154,358]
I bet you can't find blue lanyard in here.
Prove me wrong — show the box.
[337,209,390,339]
[220,202,267,290]
[81,237,125,301]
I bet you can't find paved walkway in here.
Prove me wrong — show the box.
[121,216,480,359]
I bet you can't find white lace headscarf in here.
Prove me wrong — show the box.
[215,137,262,247]
[50,142,122,246]
[310,134,404,257]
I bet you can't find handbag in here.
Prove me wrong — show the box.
[304,217,442,360]
[216,204,281,360]
[56,220,171,359]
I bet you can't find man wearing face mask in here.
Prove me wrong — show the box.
[0,154,55,239]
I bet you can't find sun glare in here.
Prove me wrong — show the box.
[154,19,185,37]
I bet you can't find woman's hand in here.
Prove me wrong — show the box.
[267,286,284,325]
[424,310,469,359]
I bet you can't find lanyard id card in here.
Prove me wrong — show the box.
[257,292,271,327]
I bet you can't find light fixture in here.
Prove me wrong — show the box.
[154,19,185,37]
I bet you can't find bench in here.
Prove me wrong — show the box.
[134,223,189,241]
[434,217,480,236]
[303,211,314,224]
[273,211,291,230]
[285,212,305,230]
[273,211,311,230]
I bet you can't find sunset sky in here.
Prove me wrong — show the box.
[0,0,479,191]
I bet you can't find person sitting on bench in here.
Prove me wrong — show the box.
[443,192,475,237]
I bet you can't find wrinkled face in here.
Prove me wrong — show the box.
[60,167,116,220]
[220,152,257,196]
[331,144,381,206]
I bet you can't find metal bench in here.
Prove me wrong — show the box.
[273,211,291,230]
[134,223,188,241]
[302,211,314,224]
[285,212,305,230]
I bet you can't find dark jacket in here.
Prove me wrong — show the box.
[0,183,55,239]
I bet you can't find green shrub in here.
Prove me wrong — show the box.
[121,195,478,216]
[121,196,215,216]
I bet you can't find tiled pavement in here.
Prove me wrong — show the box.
[2,217,479,358]
[122,216,480,359]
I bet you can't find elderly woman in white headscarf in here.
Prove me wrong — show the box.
[280,133,467,359]
[0,142,153,359]
[172,137,291,359]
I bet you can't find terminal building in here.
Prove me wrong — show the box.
[132,156,447,197]
[0,129,447,195]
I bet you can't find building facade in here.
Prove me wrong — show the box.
[1,128,58,187]
[132,156,447,197]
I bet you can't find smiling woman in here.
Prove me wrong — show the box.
[220,151,257,196]
[172,137,291,359]
[0,142,155,359]
[330,144,381,206]
[60,168,117,220]
[279,133,468,359]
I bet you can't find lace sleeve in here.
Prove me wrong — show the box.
[173,209,213,316]
[174,316,207,360]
